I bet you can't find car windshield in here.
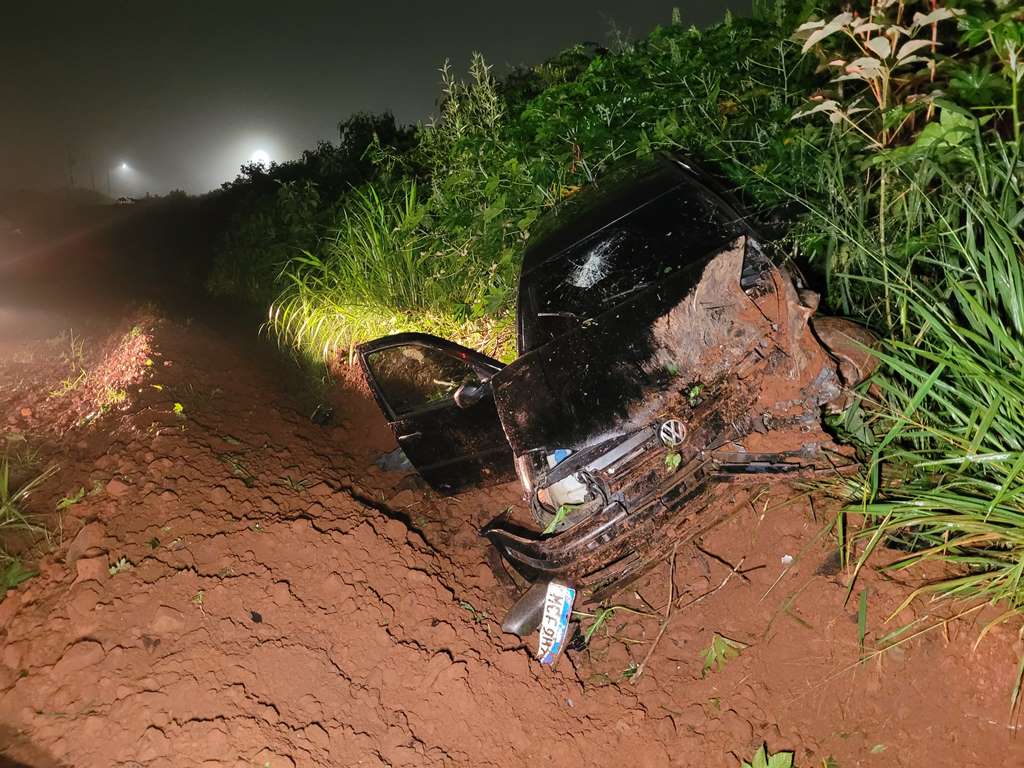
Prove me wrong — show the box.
[521,183,745,348]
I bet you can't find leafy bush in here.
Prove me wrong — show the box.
[206,112,413,304]
[790,1,1024,614]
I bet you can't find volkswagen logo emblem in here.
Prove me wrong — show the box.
[659,419,686,447]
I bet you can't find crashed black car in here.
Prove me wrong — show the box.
[358,153,873,636]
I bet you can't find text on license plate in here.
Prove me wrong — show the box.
[537,581,575,665]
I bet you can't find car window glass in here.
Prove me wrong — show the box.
[366,345,480,416]
[529,185,744,328]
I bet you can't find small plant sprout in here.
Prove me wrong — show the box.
[575,602,653,646]
[49,371,86,398]
[172,402,185,417]
[687,383,703,406]
[740,744,794,768]
[582,605,618,644]
[56,487,86,510]
[665,451,682,472]
[1,559,35,595]
[459,600,491,626]
[98,388,128,411]
[1,455,56,537]
[108,557,133,576]
[701,633,747,676]
[543,503,576,534]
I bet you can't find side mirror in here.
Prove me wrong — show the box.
[453,381,489,409]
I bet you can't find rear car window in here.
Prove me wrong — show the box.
[522,184,744,347]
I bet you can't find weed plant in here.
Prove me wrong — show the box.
[0,454,56,595]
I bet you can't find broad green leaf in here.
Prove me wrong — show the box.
[896,38,936,61]
[865,36,891,58]
[801,12,853,53]
[844,56,884,78]
[482,193,506,224]
[1,560,35,593]
[912,8,959,27]
[543,504,574,535]
[701,633,746,676]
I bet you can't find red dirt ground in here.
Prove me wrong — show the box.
[2,302,1023,768]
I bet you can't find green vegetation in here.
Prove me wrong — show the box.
[572,603,654,648]
[665,451,683,472]
[107,557,133,576]
[0,454,56,596]
[56,487,86,511]
[209,1,1024,624]
[542,503,576,534]
[789,2,1024,619]
[740,745,795,768]
[1,559,35,594]
[701,632,747,676]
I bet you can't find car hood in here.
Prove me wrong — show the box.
[491,237,775,457]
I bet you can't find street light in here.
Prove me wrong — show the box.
[108,161,133,197]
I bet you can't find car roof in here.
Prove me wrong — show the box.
[514,153,751,355]
[519,153,688,279]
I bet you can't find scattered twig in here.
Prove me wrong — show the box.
[633,589,660,614]
[760,565,791,603]
[632,549,751,684]
[632,545,676,684]
[695,544,751,584]
[789,602,985,703]
[677,555,748,612]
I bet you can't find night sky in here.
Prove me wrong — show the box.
[3,1,747,195]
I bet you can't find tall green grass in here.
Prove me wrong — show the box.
[268,182,517,360]
[810,137,1024,612]
[0,454,52,538]
[0,454,56,595]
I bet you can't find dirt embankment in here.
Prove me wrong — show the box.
[1,308,1023,768]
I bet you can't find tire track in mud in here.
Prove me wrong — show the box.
[0,318,668,768]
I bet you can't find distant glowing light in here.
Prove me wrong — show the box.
[250,149,271,166]
[120,162,130,171]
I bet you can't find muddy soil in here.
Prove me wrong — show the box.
[1,296,1023,768]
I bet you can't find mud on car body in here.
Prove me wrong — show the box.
[358,153,873,637]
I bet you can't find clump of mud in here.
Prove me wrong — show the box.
[7,316,158,436]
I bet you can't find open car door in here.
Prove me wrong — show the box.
[357,332,516,494]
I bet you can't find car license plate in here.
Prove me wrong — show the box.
[537,581,575,665]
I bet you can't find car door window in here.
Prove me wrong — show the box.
[365,344,480,416]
